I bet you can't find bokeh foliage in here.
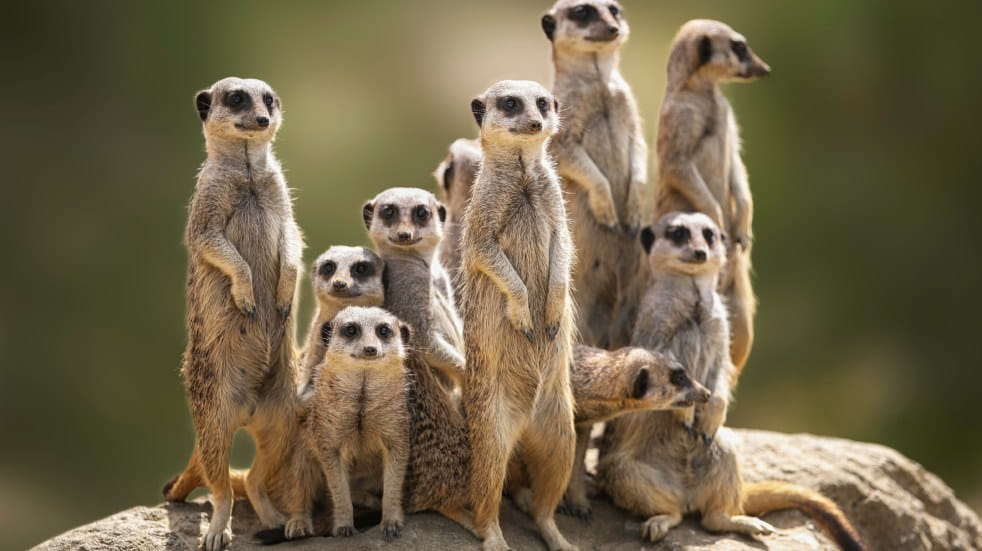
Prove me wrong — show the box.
[2,1,980,548]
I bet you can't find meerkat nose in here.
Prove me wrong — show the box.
[607,25,619,37]
[694,250,707,261]
[363,346,378,356]
[332,280,348,290]
[256,116,270,128]
[397,231,411,241]
[529,120,542,132]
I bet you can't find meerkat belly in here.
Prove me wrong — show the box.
[499,198,552,322]
[225,187,283,314]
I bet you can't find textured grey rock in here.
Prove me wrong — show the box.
[34,430,982,551]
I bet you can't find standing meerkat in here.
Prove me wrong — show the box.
[654,19,771,377]
[462,80,577,551]
[598,212,863,550]
[432,137,482,308]
[305,306,411,541]
[541,0,649,349]
[363,187,465,389]
[164,77,305,551]
[299,246,384,381]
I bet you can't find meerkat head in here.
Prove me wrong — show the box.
[667,20,770,89]
[194,77,283,143]
[622,348,711,410]
[433,138,482,221]
[470,80,559,147]
[541,0,628,54]
[312,246,384,309]
[321,306,411,364]
[362,187,447,254]
[640,212,727,276]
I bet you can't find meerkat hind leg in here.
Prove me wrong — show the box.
[557,424,593,521]
[520,419,578,551]
[196,420,236,551]
[642,512,684,542]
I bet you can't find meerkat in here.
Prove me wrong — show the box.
[363,187,465,390]
[162,77,306,551]
[461,80,577,551]
[597,212,864,550]
[299,246,384,383]
[432,137,482,308]
[654,19,771,378]
[541,0,649,349]
[305,306,411,541]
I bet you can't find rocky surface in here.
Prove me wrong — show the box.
[34,430,982,551]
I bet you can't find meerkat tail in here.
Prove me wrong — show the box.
[161,462,249,501]
[743,481,865,551]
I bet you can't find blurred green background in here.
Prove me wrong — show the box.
[2,1,981,548]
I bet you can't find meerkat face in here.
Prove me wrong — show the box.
[624,349,711,410]
[470,80,559,146]
[433,138,482,220]
[541,0,628,54]
[363,187,447,253]
[321,306,411,363]
[194,77,283,142]
[640,212,727,276]
[671,20,770,86]
[312,246,384,307]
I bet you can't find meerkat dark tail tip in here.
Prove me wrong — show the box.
[253,526,291,545]
[743,480,865,551]
[161,476,178,499]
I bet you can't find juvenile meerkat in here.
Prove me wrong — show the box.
[598,212,863,550]
[462,80,577,551]
[432,137,482,307]
[299,246,384,382]
[363,187,465,389]
[306,306,411,541]
[164,77,305,551]
[541,0,649,348]
[654,19,771,377]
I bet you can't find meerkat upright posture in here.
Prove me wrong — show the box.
[598,212,863,550]
[166,77,304,550]
[363,187,465,389]
[655,20,771,377]
[305,306,411,541]
[432,138,482,308]
[462,80,577,551]
[299,246,384,381]
[541,0,648,349]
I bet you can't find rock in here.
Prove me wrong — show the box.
[33,430,982,551]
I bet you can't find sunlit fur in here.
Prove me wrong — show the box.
[433,137,482,310]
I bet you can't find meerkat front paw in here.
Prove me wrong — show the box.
[200,527,231,551]
[381,519,404,541]
[231,279,257,318]
[557,498,592,523]
[693,395,726,444]
[731,515,775,536]
[284,516,313,540]
[623,207,643,235]
[506,296,535,342]
[588,189,619,228]
[276,302,291,320]
[332,525,357,537]
[641,514,682,542]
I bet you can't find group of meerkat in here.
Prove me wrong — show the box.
[162,3,865,551]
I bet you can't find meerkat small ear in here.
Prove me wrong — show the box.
[362,201,374,229]
[320,321,333,346]
[632,367,650,399]
[437,203,447,223]
[541,14,557,41]
[195,90,211,122]
[471,98,486,127]
[553,99,560,113]
[698,35,713,66]
[640,225,656,254]
[441,161,454,190]
[399,323,412,347]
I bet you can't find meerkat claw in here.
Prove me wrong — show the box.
[546,324,559,340]
[521,327,536,342]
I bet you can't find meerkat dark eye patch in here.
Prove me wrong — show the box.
[351,261,374,279]
[666,226,690,246]
[376,324,393,340]
[412,205,431,226]
[223,90,251,111]
[698,36,713,66]
[702,228,715,245]
[380,204,398,226]
[497,96,522,116]
[320,321,333,346]
[541,14,556,41]
[731,40,750,62]
[195,91,211,121]
[341,322,361,340]
[319,261,337,278]
[670,368,690,388]
[362,202,374,229]
[399,324,411,347]
[437,204,447,223]
[263,92,275,111]
[536,97,549,115]
[632,368,650,399]
[442,159,454,190]
[568,4,598,26]
[640,225,656,254]
[608,4,620,17]
[471,98,486,126]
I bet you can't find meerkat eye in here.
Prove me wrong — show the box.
[702,228,715,245]
[263,93,274,108]
[570,5,593,21]
[670,368,689,387]
[414,205,430,222]
[536,98,549,114]
[609,5,620,17]
[376,324,392,339]
[731,40,749,62]
[229,92,243,105]
[318,261,336,277]
[352,262,370,277]
[342,323,360,339]
[380,205,397,219]
[504,97,517,111]
[666,226,690,245]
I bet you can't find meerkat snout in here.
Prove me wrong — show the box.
[673,19,770,85]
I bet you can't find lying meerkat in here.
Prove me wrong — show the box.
[541,0,649,349]
[462,80,577,551]
[432,137,482,308]
[305,306,411,541]
[654,19,771,377]
[598,212,863,550]
[163,77,306,551]
[299,246,384,383]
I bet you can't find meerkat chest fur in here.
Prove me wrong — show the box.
[685,90,735,209]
